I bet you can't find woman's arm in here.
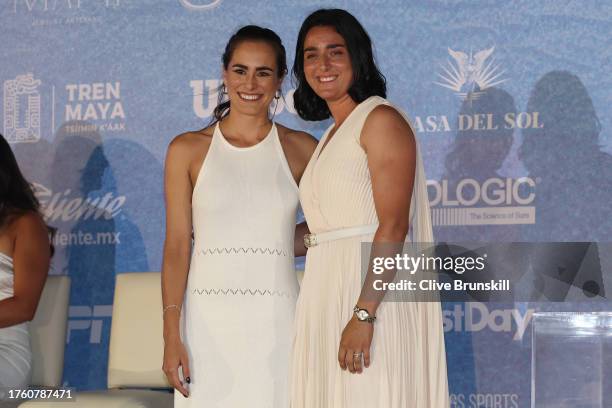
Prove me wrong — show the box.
[0,213,50,328]
[161,135,197,397]
[294,221,310,257]
[161,136,193,340]
[356,104,416,315]
[337,105,416,373]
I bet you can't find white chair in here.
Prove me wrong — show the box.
[20,272,172,408]
[30,275,71,387]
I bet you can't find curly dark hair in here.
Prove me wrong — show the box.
[210,25,287,124]
[292,8,387,121]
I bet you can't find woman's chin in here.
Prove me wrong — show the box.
[314,89,345,102]
[232,102,270,117]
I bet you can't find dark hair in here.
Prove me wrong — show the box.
[0,134,54,255]
[292,8,387,121]
[210,25,288,124]
[0,134,40,226]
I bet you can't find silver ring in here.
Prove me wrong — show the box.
[353,352,363,359]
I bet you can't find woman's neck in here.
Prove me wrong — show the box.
[220,111,272,143]
[327,94,358,128]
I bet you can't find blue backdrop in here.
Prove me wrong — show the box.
[2,1,611,406]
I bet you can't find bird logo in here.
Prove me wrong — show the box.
[435,47,508,102]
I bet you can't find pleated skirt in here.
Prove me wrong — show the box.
[289,236,449,407]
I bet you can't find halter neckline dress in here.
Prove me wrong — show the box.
[175,122,300,407]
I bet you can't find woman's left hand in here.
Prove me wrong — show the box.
[338,315,374,373]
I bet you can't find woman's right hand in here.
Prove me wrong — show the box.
[163,337,191,398]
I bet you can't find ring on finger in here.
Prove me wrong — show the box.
[345,353,356,371]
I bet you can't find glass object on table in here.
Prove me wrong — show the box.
[532,312,612,408]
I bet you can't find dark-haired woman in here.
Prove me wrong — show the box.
[0,134,50,400]
[162,26,317,406]
[289,9,449,407]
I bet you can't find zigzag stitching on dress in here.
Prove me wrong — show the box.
[197,247,288,256]
[191,288,296,298]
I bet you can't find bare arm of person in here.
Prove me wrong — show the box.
[337,105,416,374]
[161,131,210,397]
[357,105,415,313]
[294,221,310,257]
[0,213,50,328]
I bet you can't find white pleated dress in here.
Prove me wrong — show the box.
[175,123,299,407]
[290,96,449,407]
[0,252,32,401]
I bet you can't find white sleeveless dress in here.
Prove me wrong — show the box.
[174,122,300,407]
[0,252,32,401]
[290,96,449,407]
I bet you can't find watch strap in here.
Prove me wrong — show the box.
[353,305,376,323]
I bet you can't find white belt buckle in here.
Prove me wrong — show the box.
[304,233,317,248]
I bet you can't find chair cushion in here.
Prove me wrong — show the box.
[107,273,169,388]
[30,276,71,387]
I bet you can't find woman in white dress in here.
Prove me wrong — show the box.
[161,26,316,406]
[0,134,51,400]
[289,9,449,407]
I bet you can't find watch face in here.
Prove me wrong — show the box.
[357,310,369,320]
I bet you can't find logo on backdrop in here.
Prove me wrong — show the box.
[413,46,543,133]
[412,111,543,134]
[33,182,125,247]
[190,79,296,119]
[11,0,122,26]
[12,0,121,12]
[67,305,112,344]
[33,182,126,223]
[450,393,520,408]
[435,46,507,101]
[178,0,222,11]
[428,177,537,226]
[3,73,42,143]
[64,81,126,132]
[443,302,534,341]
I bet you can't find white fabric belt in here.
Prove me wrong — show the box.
[303,224,378,248]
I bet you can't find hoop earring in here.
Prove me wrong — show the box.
[270,94,280,121]
[274,90,281,100]
[221,83,227,95]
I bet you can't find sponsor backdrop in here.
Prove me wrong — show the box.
[2,0,611,405]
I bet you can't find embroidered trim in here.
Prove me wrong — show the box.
[196,247,288,256]
[191,288,296,298]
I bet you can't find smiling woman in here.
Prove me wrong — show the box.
[289,9,449,408]
[292,9,386,121]
[162,25,317,408]
[209,26,288,127]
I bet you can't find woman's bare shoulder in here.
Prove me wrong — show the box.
[365,104,410,129]
[361,104,415,147]
[169,126,215,151]
[11,211,48,240]
[276,123,318,153]
[166,126,215,167]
